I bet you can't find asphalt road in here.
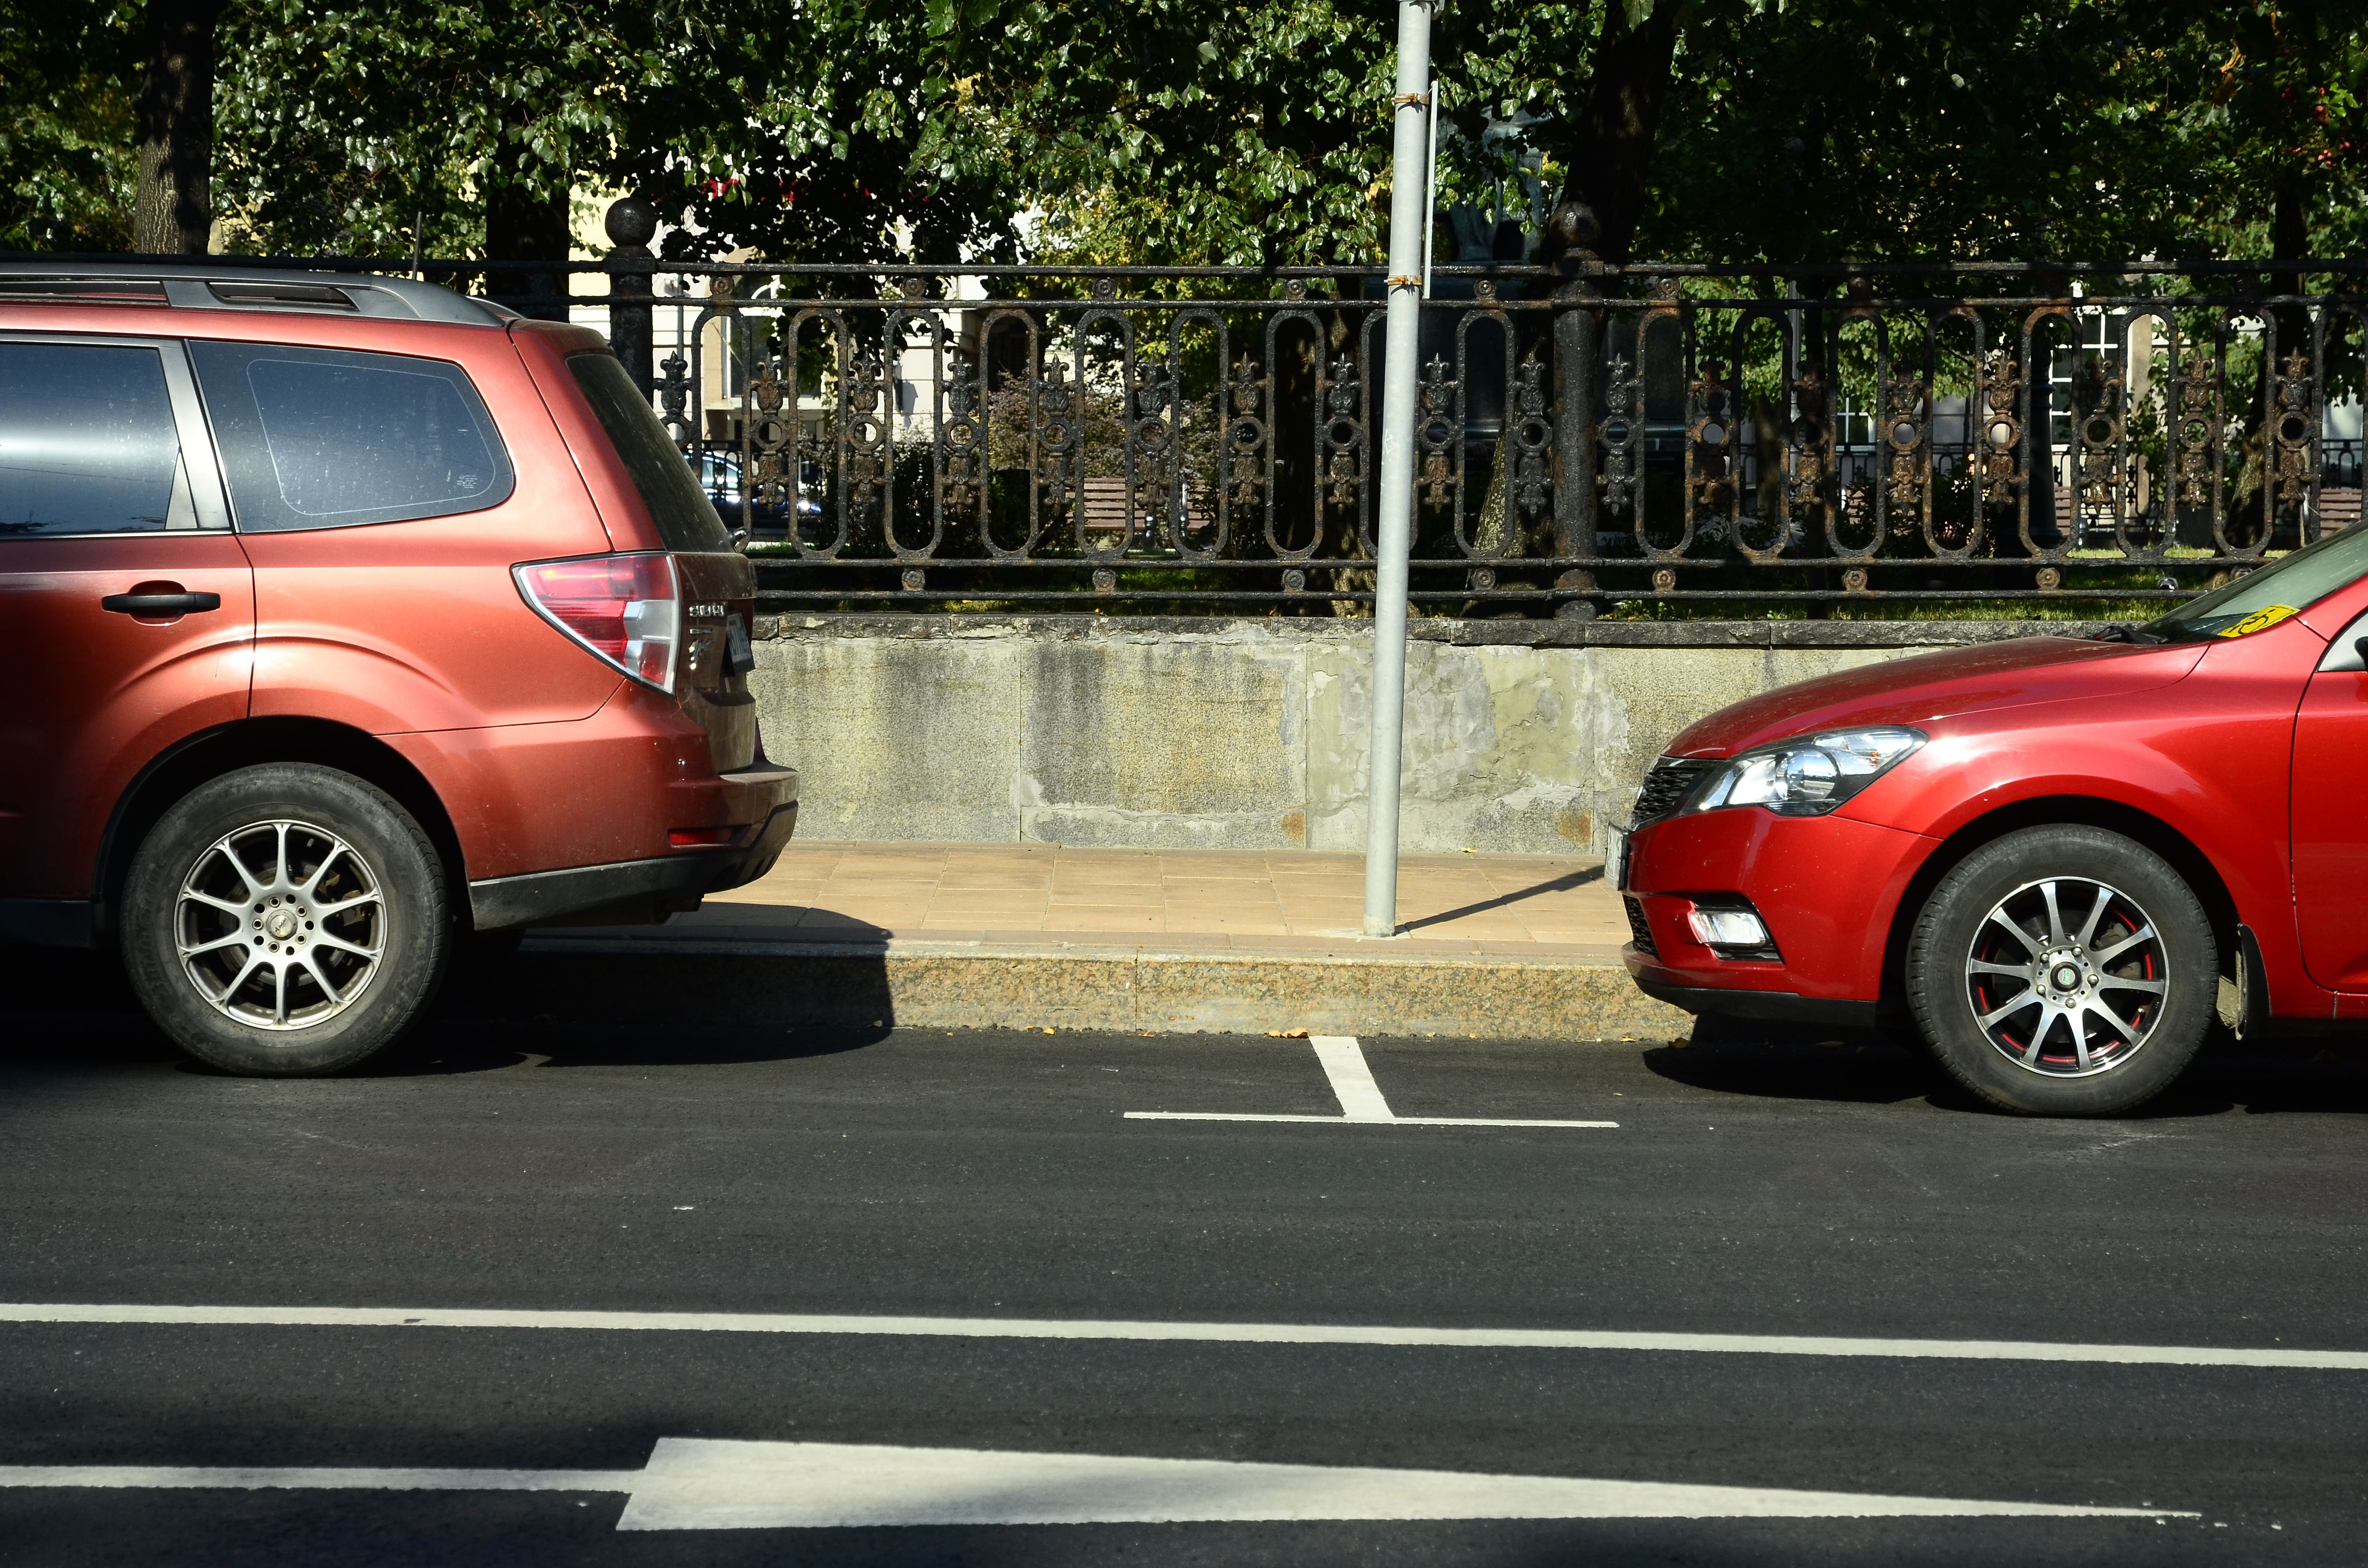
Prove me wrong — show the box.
[3,943,2366,1565]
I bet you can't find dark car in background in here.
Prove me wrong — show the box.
[696,448,822,539]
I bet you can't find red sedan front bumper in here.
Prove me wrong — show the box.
[1622,805,1936,1025]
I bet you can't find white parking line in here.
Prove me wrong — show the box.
[0,1466,636,1493]
[0,1440,2192,1527]
[1123,1035,1618,1128]
[1312,1036,1395,1121]
[6,1301,2366,1370]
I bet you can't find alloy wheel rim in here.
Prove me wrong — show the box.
[174,819,387,1030]
[1962,876,2168,1078]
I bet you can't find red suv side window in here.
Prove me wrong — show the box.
[189,340,513,532]
[0,340,201,535]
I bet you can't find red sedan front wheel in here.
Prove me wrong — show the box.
[1906,825,2215,1116]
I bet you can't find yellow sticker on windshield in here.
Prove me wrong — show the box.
[2219,604,2299,637]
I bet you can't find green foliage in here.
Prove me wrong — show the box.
[1638,0,2368,263]
[212,0,750,256]
[0,0,140,250]
[7,0,2363,267]
[928,0,1403,266]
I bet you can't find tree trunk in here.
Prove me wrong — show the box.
[485,184,574,321]
[2269,179,2311,363]
[133,0,222,255]
[1556,0,1688,263]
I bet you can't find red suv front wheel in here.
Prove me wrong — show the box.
[120,764,451,1075]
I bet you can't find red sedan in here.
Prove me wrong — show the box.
[1619,535,2368,1115]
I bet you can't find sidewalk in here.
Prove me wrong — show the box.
[530,842,1686,1041]
[702,842,1626,956]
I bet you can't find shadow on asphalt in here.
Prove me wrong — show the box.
[8,937,2368,1119]
[0,942,890,1078]
[1645,1011,2368,1119]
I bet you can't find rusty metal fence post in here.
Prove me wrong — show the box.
[605,196,657,397]
[1551,257,1600,599]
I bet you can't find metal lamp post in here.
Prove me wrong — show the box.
[1362,0,1436,938]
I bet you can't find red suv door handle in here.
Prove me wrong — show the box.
[101,590,222,616]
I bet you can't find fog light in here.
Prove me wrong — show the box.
[1687,908,1770,948]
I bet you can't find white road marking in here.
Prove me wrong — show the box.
[1312,1035,1395,1120]
[0,1466,636,1492]
[1124,1035,1617,1128]
[0,1441,2192,1528]
[5,1301,2365,1370]
[1123,1113,1619,1127]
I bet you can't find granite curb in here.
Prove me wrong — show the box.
[519,931,1690,1041]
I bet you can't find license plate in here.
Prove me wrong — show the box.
[1606,825,1630,892]
[723,613,755,675]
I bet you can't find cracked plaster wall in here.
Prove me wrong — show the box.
[750,618,1983,855]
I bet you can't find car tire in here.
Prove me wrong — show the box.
[120,763,450,1076]
[1905,825,2214,1116]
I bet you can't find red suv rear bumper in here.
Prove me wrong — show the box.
[465,782,797,930]
[382,681,800,931]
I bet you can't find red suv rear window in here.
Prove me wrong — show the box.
[566,352,731,554]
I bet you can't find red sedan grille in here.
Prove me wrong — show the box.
[1623,894,1658,957]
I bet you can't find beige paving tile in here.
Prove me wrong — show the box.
[1272,905,1369,923]
[1162,904,1280,920]
[1411,923,1538,943]
[790,910,904,932]
[709,890,826,910]
[1043,908,1169,931]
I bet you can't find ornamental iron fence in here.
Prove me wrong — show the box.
[224,247,2368,614]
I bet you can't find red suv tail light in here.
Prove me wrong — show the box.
[513,553,680,691]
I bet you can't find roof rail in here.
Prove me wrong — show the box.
[0,260,516,326]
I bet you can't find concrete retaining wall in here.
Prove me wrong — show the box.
[750,615,2105,857]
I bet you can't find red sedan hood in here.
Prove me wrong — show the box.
[1666,636,2209,758]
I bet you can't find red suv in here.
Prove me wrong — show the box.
[0,264,796,1074]
[1619,535,2368,1115]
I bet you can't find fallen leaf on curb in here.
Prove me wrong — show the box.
[1263,1028,1310,1038]
[1042,1027,1056,1035]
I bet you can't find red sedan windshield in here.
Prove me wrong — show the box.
[2138,526,2368,642]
